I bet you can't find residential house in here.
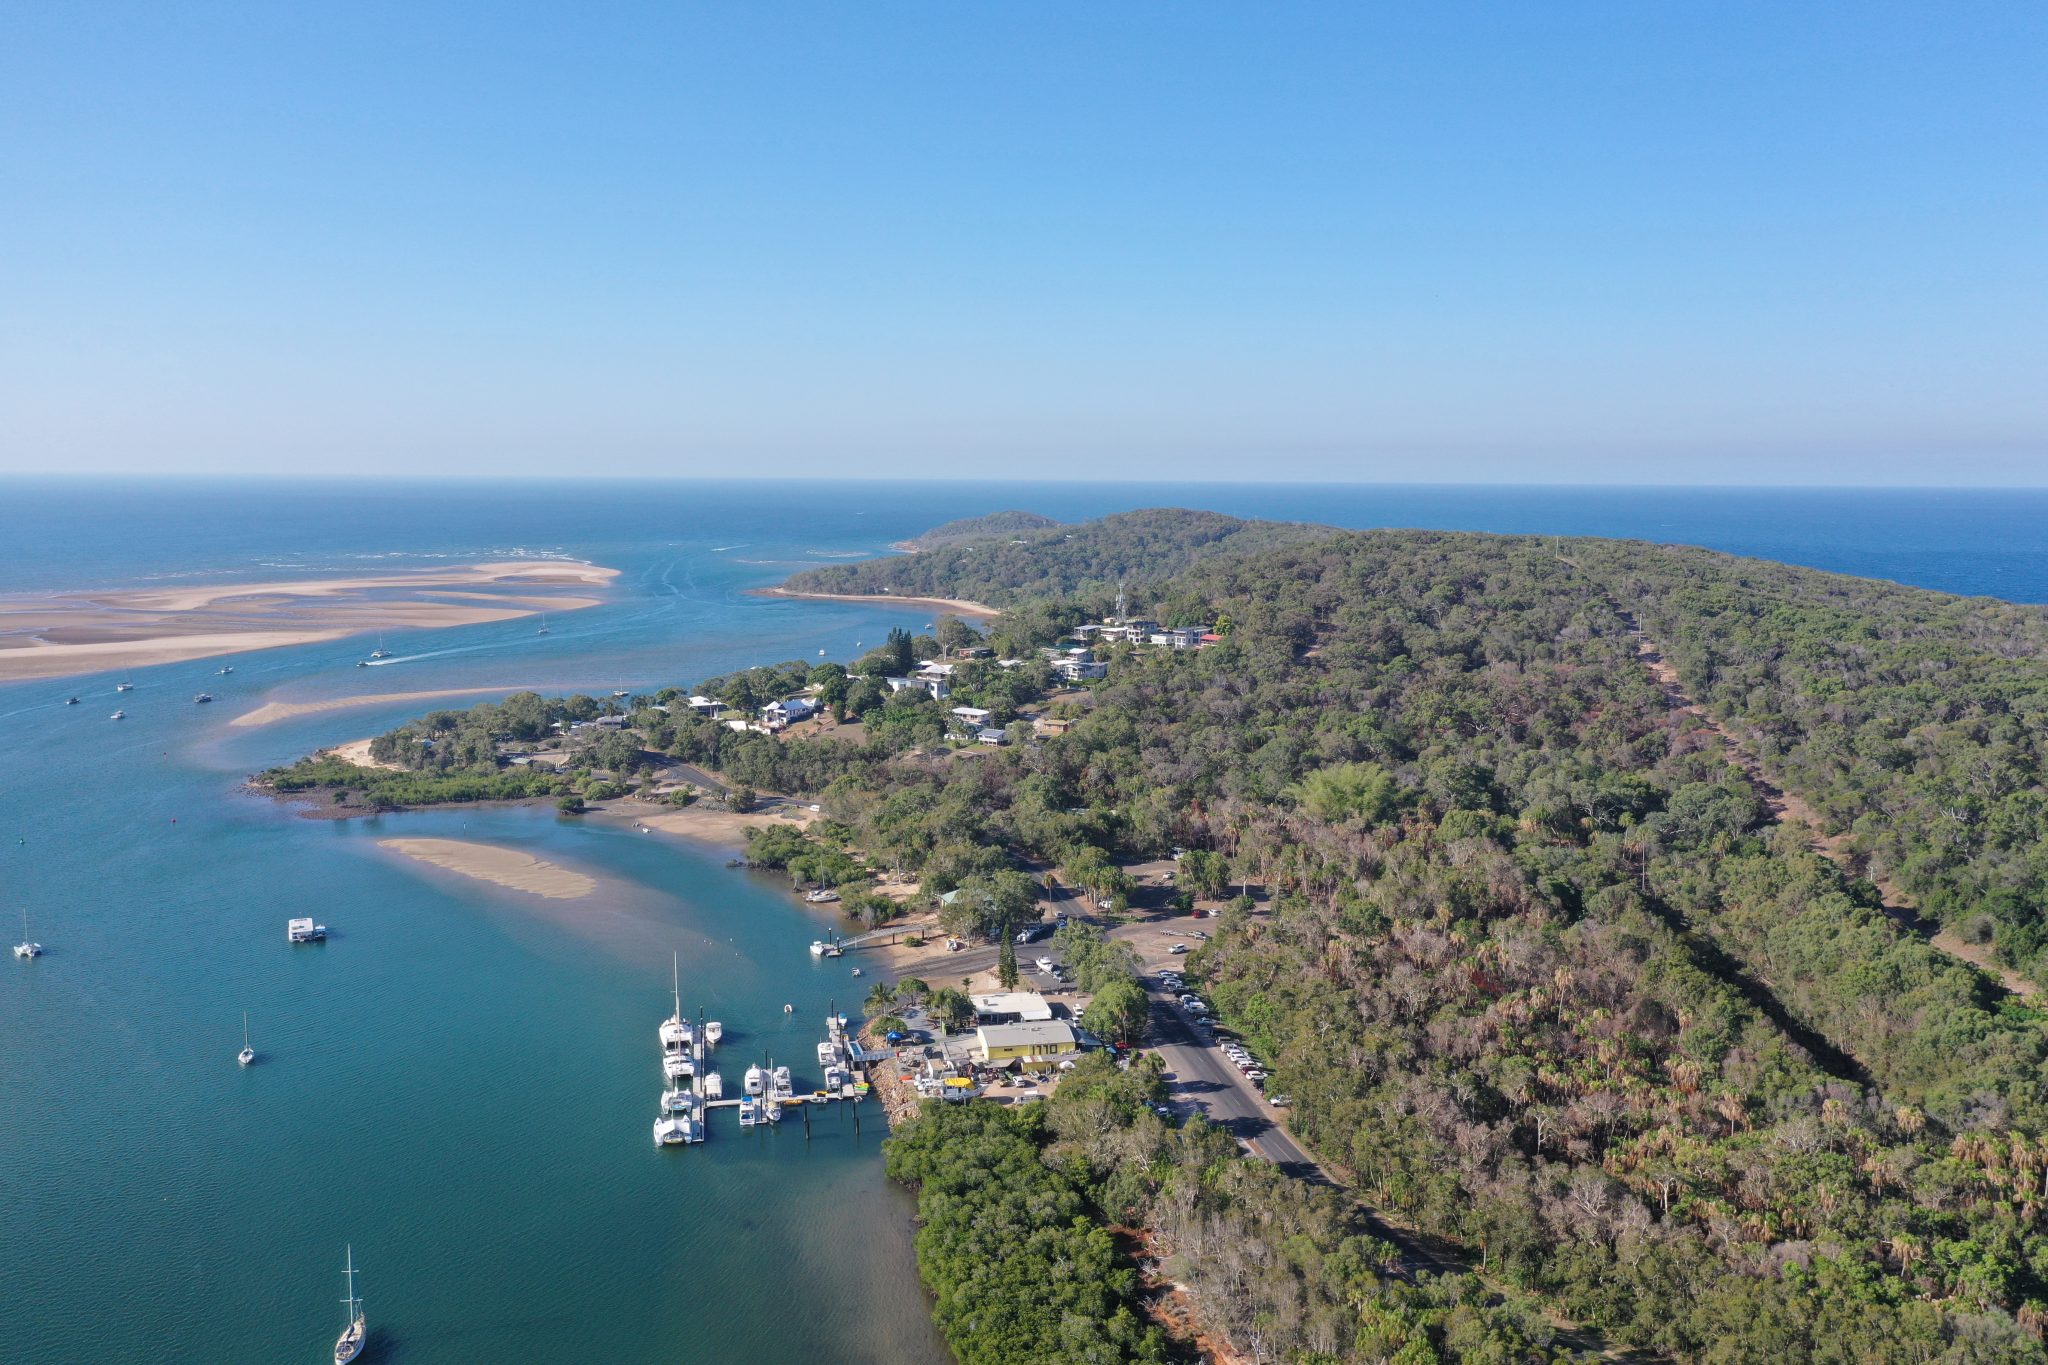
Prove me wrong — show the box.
[761,697,819,728]
[976,727,1009,745]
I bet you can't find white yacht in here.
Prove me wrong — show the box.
[703,1019,723,1047]
[334,1246,365,1364]
[237,1012,256,1066]
[663,1051,693,1082]
[109,710,125,720]
[654,1110,689,1146]
[702,1070,724,1099]
[737,1095,761,1126]
[14,908,42,960]
[743,1064,765,1095]
[771,1065,794,1103]
[368,634,389,660]
[662,1083,693,1115]
[536,613,549,635]
[218,666,233,675]
[824,1062,849,1091]
[116,682,133,692]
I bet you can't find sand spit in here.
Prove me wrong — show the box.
[377,838,597,900]
[0,560,618,683]
[754,587,998,620]
[231,686,562,729]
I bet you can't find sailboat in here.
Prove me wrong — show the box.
[535,612,549,636]
[334,1245,366,1364]
[13,907,43,959]
[237,1012,256,1066]
[367,632,389,661]
[659,953,691,1050]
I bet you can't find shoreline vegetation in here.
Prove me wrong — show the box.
[0,559,617,682]
[254,509,2048,1362]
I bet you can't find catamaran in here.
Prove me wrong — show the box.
[14,908,42,960]
[334,1245,366,1364]
[659,953,693,1050]
[368,633,389,660]
[237,1012,256,1066]
[115,681,133,692]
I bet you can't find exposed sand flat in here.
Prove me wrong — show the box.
[0,560,616,683]
[378,838,596,900]
[231,686,560,728]
[329,738,404,771]
[755,587,998,620]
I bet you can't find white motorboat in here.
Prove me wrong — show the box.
[193,693,212,704]
[743,1064,765,1095]
[737,1095,761,1126]
[14,908,42,960]
[763,1094,783,1123]
[334,1245,365,1364]
[66,695,79,706]
[218,666,232,675]
[809,940,828,957]
[824,1063,849,1091]
[703,1020,723,1046]
[237,1012,256,1066]
[702,1070,724,1099]
[817,1041,840,1068]
[771,1065,794,1102]
[109,710,124,720]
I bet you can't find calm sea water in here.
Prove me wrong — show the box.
[1,479,2043,1364]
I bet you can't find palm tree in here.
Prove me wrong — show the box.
[863,980,897,1015]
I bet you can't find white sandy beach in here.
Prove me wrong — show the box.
[757,587,998,620]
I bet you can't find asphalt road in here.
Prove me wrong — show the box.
[1144,991,1329,1181]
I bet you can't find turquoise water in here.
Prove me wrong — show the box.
[2,479,2044,1363]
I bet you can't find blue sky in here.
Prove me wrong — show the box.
[3,3,2044,483]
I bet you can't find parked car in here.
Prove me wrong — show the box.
[1168,943,1189,955]
[1188,930,1210,940]
[1267,1093,1291,1108]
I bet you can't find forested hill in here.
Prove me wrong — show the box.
[782,506,1333,608]
[890,509,1062,551]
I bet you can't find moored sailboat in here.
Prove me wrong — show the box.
[237,1011,255,1066]
[334,1245,366,1364]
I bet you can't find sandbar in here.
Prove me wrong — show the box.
[755,587,998,620]
[232,686,562,729]
[0,560,617,683]
[377,838,596,900]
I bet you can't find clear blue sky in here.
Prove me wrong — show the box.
[3,3,2044,483]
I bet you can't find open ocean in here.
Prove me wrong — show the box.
[1,479,2044,1364]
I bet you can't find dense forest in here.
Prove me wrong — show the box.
[895,509,1064,551]
[783,507,1331,609]
[290,512,2048,1361]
